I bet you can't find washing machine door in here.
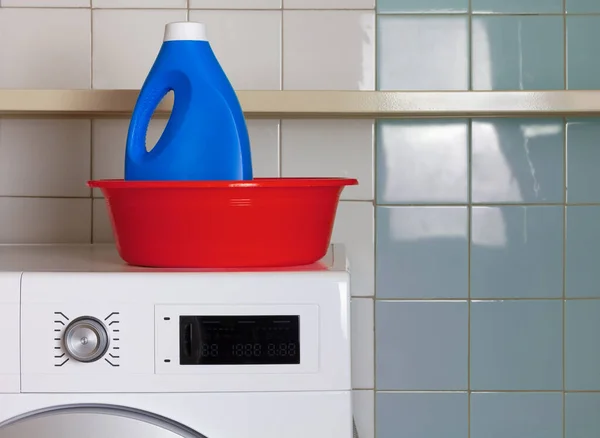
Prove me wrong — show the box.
[0,405,207,438]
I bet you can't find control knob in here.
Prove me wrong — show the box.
[63,316,109,363]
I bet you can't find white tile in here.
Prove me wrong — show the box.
[281,119,373,200]
[378,16,469,91]
[247,120,280,177]
[285,0,374,9]
[93,198,114,243]
[331,202,374,297]
[353,390,375,438]
[92,118,168,196]
[3,0,89,6]
[351,298,374,388]
[93,0,185,7]
[0,8,91,88]
[93,9,187,89]
[283,10,375,90]
[189,10,281,90]
[0,120,91,197]
[0,198,91,244]
[190,0,281,8]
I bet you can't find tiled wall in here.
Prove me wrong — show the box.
[1,0,600,437]
[376,1,600,438]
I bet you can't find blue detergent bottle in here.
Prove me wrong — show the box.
[125,21,252,181]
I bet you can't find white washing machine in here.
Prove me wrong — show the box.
[0,244,352,438]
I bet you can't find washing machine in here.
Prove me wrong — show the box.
[0,244,352,438]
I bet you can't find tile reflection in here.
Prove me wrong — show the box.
[566,118,600,203]
[377,0,468,13]
[284,10,375,90]
[376,206,468,299]
[377,15,468,90]
[472,118,564,203]
[377,119,468,204]
[472,16,564,91]
[471,206,563,298]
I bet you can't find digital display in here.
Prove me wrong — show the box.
[179,315,300,365]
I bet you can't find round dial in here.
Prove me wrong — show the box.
[63,316,109,363]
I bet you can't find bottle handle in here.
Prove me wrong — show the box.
[126,77,173,164]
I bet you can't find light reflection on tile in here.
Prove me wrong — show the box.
[377,0,468,13]
[472,118,564,203]
[284,10,375,90]
[472,0,563,14]
[377,15,468,90]
[566,118,600,203]
[472,16,564,91]
[376,206,468,299]
[376,119,468,204]
[471,206,563,298]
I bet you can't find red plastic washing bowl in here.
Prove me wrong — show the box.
[88,178,358,268]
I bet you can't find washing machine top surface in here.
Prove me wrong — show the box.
[0,243,347,273]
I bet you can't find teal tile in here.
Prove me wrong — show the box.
[472,119,564,203]
[565,300,600,390]
[471,206,563,298]
[376,207,468,299]
[377,392,468,438]
[566,393,600,438]
[376,119,468,204]
[376,301,468,390]
[472,16,564,91]
[378,16,468,90]
[567,0,600,13]
[566,207,600,298]
[472,0,563,13]
[471,393,563,438]
[377,0,468,13]
[471,300,562,390]
[567,17,600,90]
[567,118,600,203]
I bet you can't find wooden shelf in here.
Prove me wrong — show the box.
[1,89,600,118]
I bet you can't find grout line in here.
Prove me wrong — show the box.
[562,113,568,438]
[375,389,600,393]
[186,0,189,20]
[89,120,94,244]
[467,115,472,438]
[375,297,600,301]
[90,7,94,89]
[563,0,568,90]
[468,0,473,92]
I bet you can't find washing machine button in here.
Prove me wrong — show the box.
[63,317,109,363]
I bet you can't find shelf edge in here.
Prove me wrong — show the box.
[1,90,600,118]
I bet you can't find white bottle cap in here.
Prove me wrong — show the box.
[164,22,207,42]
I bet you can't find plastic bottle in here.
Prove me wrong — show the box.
[125,21,252,181]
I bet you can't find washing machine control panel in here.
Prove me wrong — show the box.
[18,271,351,394]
